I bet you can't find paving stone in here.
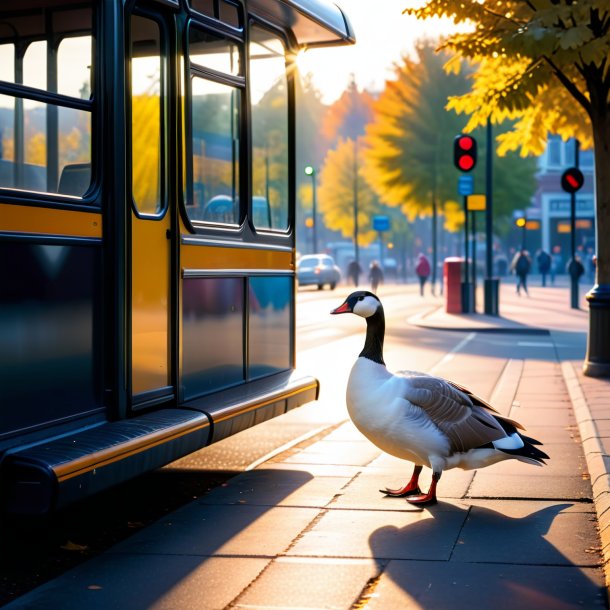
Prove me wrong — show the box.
[279,439,381,466]
[233,557,379,610]
[198,467,349,508]
[452,500,600,566]
[468,472,592,500]
[366,560,607,610]
[330,468,473,509]
[3,554,269,610]
[112,503,318,557]
[509,406,574,427]
[286,504,468,561]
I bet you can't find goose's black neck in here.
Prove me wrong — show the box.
[359,307,385,365]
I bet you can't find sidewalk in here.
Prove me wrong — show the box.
[4,280,610,609]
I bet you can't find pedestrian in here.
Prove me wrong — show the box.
[347,259,362,286]
[536,249,551,287]
[510,249,531,296]
[567,255,585,284]
[369,260,384,293]
[415,253,431,296]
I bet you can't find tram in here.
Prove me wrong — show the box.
[0,0,354,514]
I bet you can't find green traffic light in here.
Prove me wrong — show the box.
[304,165,315,176]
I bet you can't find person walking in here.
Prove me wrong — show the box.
[536,249,551,287]
[369,261,384,293]
[415,253,431,296]
[510,249,531,296]
[347,259,362,287]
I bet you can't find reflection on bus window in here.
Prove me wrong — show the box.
[249,26,288,231]
[0,2,93,197]
[130,14,163,215]
[186,53,241,225]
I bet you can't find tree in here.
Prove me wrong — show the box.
[363,40,536,225]
[318,137,379,247]
[321,76,375,143]
[405,1,610,376]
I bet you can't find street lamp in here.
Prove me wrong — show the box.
[305,165,317,253]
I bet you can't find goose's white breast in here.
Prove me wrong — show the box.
[346,358,450,466]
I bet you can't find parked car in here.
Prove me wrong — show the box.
[297,254,341,290]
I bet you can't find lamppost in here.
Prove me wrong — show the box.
[305,165,317,253]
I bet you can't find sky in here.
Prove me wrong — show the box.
[297,0,462,103]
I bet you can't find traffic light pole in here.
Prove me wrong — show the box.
[570,140,580,309]
[471,210,477,312]
[483,117,499,316]
[462,195,472,313]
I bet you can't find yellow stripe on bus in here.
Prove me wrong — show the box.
[181,242,294,270]
[0,203,102,238]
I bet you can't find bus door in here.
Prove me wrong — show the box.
[128,8,173,410]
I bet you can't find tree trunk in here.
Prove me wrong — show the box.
[583,104,610,376]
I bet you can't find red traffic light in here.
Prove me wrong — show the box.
[561,167,584,193]
[454,135,477,172]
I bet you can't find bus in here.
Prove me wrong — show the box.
[0,0,354,514]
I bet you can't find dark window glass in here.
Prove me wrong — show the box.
[248,276,291,379]
[182,278,244,398]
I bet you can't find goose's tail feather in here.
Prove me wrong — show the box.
[497,436,549,465]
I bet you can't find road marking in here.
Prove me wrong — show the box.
[429,332,476,375]
[517,341,554,347]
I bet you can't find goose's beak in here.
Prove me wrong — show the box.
[331,301,351,314]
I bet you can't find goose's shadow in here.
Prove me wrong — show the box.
[367,502,607,610]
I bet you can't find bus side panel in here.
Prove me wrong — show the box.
[0,240,103,438]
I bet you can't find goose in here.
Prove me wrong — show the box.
[330,290,548,506]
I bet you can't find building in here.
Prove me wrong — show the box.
[531,136,595,272]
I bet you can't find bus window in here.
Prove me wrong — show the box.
[0,2,93,197]
[130,14,163,216]
[249,26,288,231]
[186,25,242,225]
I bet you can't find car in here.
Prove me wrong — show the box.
[297,254,341,290]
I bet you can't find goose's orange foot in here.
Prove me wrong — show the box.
[405,491,437,506]
[380,484,422,497]
[405,473,439,506]
[380,464,423,497]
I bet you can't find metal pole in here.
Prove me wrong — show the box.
[462,195,470,312]
[472,210,477,312]
[353,138,360,285]
[570,139,580,309]
[484,116,498,315]
[311,170,317,254]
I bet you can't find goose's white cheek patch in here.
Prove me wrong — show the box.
[353,296,379,318]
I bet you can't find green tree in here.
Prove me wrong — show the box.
[405,0,610,375]
[318,137,379,246]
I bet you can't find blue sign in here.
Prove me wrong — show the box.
[373,215,391,232]
[458,175,474,196]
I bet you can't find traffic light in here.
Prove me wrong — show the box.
[561,167,584,193]
[515,216,526,228]
[454,134,477,172]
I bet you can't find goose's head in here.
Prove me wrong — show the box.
[330,291,382,318]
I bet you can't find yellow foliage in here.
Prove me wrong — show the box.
[318,137,379,246]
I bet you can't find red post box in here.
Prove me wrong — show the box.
[444,257,463,314]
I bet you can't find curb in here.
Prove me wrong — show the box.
[561,360,610,591]
[408,306,550,335]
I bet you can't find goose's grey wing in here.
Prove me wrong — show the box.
[398,371,507,453]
